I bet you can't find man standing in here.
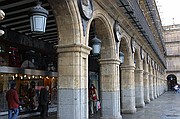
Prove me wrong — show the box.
[6,83,20,119]
[39,86,49,119]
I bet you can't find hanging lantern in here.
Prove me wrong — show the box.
[0,9,5,36]
[0,9,5,20]
[91,36,101,55]
[0,30,4,36]
[90,20,101,56]
[119,51,124,64]
[29,1,49,34]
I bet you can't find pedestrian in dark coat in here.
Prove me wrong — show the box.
[39,86,49,119]
[6,83,20,119]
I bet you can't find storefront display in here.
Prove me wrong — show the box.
[0,69,57,112]
[9,47,20,67]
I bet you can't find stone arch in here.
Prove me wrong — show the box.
[119,34,136,113]
[48,0,84,45]
[134,46,141,69]
[87,9,116,59]
[148,59,152,75]
[87,8,122,118]
[143,53,148,72]
[152,66,155,76]
[47,1,92,119]
[119,35,132,65]
[87,9,116,85]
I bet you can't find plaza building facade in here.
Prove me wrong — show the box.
[0,0,167,119]
[163,24,180,90]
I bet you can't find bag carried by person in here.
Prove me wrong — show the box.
[93,94,97,100]
[96,100,101,111]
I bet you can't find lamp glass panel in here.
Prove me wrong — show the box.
[119,52,124,63]
[92,44,100,54]
[120,56,124,63]
[30,15,47,33]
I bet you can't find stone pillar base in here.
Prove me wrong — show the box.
[144,99,150,104]
[100,116,122,119]
[150,97,154,101]
[135,103,145,108]
[121,108,136,114]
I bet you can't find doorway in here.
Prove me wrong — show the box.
[167,74,177,91]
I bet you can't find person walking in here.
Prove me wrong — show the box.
[39,86,50,119]
[6,83,20,119]
[174,84,180,93]
[89,84,99,115]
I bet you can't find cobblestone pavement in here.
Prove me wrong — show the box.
[19,91,180,119]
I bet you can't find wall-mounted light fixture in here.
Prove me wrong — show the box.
[29,0,49,34]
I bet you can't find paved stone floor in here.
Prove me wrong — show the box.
[122,91,180,119]
[20,91,180,119]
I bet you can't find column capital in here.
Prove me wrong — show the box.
[143,71,149,75]
[120,65,135,70]
[99,58,120,65]
[135,69,144,73]
[56,43,92,55]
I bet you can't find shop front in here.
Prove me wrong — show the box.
[0,66,57,112]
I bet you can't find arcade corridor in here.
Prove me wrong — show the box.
[19,91,180,119]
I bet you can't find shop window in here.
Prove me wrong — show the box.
[0,74,57,112]
[0,74,12,112]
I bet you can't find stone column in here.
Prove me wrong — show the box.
[157,78,160,96]
[153,75,157,99]
[57,44,91,119]
[143,71,150,104]
[157,71,160,96]
[156,72,158,97]
[163,79,165,93]
[120,65,136,113]
[159,79,161,95]
[135,69,145,108]
[160,75,163,94]
[99,58,122,119]
[163,73,168,92]
[156,76,159,97]
[160,79,163,95]
[149,74,154,101]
